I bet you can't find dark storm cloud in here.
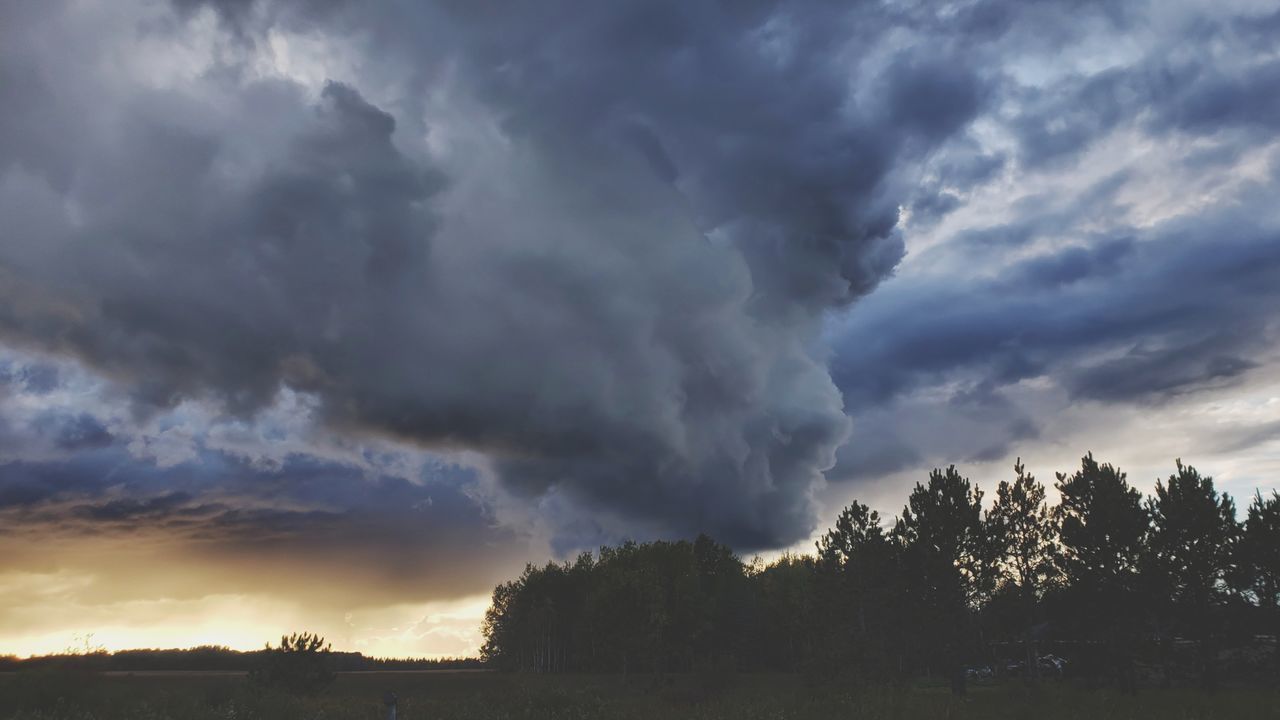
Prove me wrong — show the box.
[1010,237,1134,289]
[1007,68,1136,169]
[1005,15,1280,171]
[17,363,61,394]
[428,1,995,314]
[0,437,520,606]
[826,379,1039,483]
[0,358,61,395]
[0,452,121,509]
[905,140,1007,227]
[949,382,1040,461]
[831,424,921,481]
[42,413,115,451]
[1067,346,1257,402]
[67,492,202,525]
[818,0,1280,488]
[951,172,1133,252]
[827,0,1280,418]
[832,203,1280,412]
[4,0,1276,549]
[0,0,1008,549]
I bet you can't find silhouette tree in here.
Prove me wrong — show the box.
[896,466,990,695]
[690,534,753,672]
[815,501,902,679]
[1054,453,1148,692]
[754,553,820,673]
[481,537,752,674]
[478,453,1279,686]
[1146,460,1239,690]
[250,632,334,695]
[1239,490,1280,677]
[988,458,1058,680]
[481,580,513,668]
[816,501,899,678]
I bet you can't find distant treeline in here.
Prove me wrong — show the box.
[0,646,483,673]
[481,454,1280,694]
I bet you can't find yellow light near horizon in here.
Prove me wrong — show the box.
[0,571,492,660]
[342,596,492,660]
[0,593,307,658]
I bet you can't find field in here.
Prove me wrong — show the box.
[2,670,1277,720]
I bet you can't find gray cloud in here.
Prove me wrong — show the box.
[829,0,1280,420]
[3,0,1278,554]
[830,423,921,481]
[833,204,1280,411]
[429,2,989,314]
[0,0,1006,549]
[0,435,522,607]
[823,4,1280,478]
[1210,419,1280,455]
[1003,10,1280,172]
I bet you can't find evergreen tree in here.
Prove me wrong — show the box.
[249,632,334,695]
[480,537,752,674]
[988,458,1058,679]
[1239,491,1280,676]
[478,454,1278,686]
[816,502,898,678]
[754,553,820,672]
[896,466,990,695]
[1147,460,1239,689]
[1053,453,1148,691]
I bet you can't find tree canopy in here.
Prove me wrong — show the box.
[482,454,1276,692]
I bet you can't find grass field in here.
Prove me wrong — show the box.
[2,670,1277,719]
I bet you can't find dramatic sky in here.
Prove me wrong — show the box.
[2,0,1279,657]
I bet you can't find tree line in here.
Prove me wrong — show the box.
[481,453,1280,694]
[0,646,483,674]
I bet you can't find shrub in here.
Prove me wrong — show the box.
[249,632,335,695]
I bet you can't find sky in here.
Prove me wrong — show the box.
[1,0,1279,658]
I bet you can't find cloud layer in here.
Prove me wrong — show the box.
[3,0,1280,655]
[0,0,1008,549]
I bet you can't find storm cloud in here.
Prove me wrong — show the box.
[0,349,524,614]
[822,0,1280,486]
[3,0,1280,646]
[0,0,1011,549]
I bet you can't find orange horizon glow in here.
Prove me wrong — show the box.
[0,589,492,660]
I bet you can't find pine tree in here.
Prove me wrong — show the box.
[1053,453,1148,692]
[896,466,989,695]
[988,458,1058,679]
[249,632,334,694]
[1239,491,1280,677]
[816,501,897,677]
[1147,460,1239,689]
